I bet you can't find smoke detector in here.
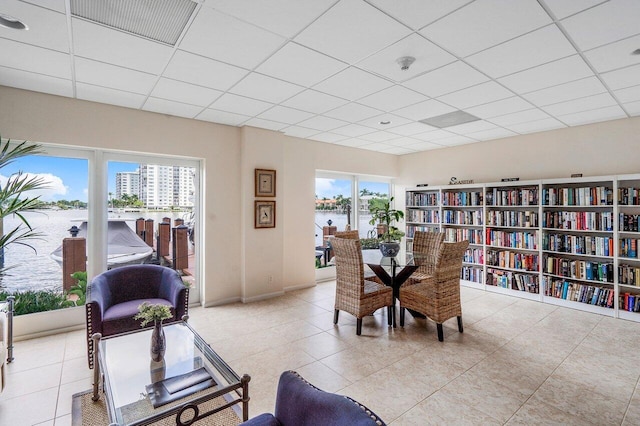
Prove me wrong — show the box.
[396,56,416,71]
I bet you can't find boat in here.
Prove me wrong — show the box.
[50,219,154,268]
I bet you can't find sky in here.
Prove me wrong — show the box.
[0,155,138,202]
[315,178,389,199]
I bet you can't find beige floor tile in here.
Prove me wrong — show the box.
[267,319,324,343]
[290,331,352,360]
[506,397,598,425]
[54,414,72,426]
[294,361,352,393]
[0,387,58,425]
[60,356,92,385]
[229,345,316,381]
[55,378,93,417]
[3,362,62,399]
[623,387,640,425]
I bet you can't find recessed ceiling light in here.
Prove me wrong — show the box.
[0,13,28,30]
[632,48,640,55]
[379,120,391,125]
[396,56,416,71]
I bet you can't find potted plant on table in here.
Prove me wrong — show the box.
[369,196,405,257]
[134,302,172,361]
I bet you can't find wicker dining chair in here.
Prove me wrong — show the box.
[399,240,469,341]
[407,231,445,285]
[331,237,393,335]
[333,230,383,284]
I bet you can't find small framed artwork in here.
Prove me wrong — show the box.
[255,200,276,228]
[255,168,276,197]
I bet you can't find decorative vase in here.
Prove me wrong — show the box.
[150,358,166,383]
[379,242,400,257]
[150,320,166,362]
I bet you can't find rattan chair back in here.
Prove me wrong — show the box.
[412,231,445,277]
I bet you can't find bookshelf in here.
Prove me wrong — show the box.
[404,174,640,323]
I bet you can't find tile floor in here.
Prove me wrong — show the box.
[2,282,640,425]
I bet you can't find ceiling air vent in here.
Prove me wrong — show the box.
[419,111,480,128]
[71,0,196,46]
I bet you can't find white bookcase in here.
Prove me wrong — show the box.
[405,174,640,323]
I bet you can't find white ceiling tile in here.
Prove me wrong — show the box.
[358,113,412,130]
[309,133,349,143]
[178,7,285,69]
[489,108,552,127]
[379,145,417,155]
[446,120,500,135]
[281,89,348,114]
[466,127,518,141]
[601,64,640,90]
[543,0,607,20]
[76,83,145,109]
[358,142,393,151]
[623,100,640,116]
[556,105,627,126]
[256,42,347,87]
[561,0,640,50]
[243,117,288,131]
[437,81,514,109]
[503,117,566,134]
[324,103,382,122]
[356,33,456,82]
[75,57,157,94]
[281,126,321,138]
[360,131,401,142]
[405,141,444,151]
[230,73,304,103]
[331,124,377,137]
[387,122,438,136]
[466,25,577,78]
[498,55,594,94]
[522,77,607,107]
[614,85,640,104]
[0,38,70,79]
[420,0,551,57]
[584,34,640,73]
[312,67,392,101]
[435,135,477,146]
[403,61,489,97]
[205,0,335,38]
[143,97,203,119]
[392,99,457,121]
[367,0,472,30]
[541,92,618,116]
[209,93,273,116]
[164,50,248,91]
[72,18,173,74]
[357,85,427,111]
[0,1,69,52]
[384,136,423,147]
[334,138,374,148]
[0,65,71,97]
[150,78,223,107]
[258,106,315,124]
[21,0,66,13]
[413,129,456,141]
[196,109,251,126]
[296,116,349,132]
[466,97,535,119]
[294,0,411,63]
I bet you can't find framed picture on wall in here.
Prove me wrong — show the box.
[255,200,276,228]
[255,168,276,197]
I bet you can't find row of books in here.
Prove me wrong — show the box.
[486,268,539,293]
[542,186,613,206]
[619,238,640,258]
[543,233,614,257]
[543,277,614,308]
[406,192,438,207]
[619,214,640,232]
[463,248,484,265]
[441,191,483,207]
[485,187,538,206]
[487,250,539,271]
[442,209,483,225]
[405,225,438,239]
[485,228,538,249]
[406,209,439,224]
[461,266,483,283]
[444,228,482,244]
[621,292,640,312]
[619,264,640,286]
[542,211,614,231]
[618,187,640,206]
[486,210,538,228]
[543,255,614,283]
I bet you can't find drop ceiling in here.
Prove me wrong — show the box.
[1,0,639,155]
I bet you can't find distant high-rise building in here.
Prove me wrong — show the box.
[115,170,140,199]
[139,164,195,208]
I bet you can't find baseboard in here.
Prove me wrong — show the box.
[283,282,316,292]
[241,291,284,303]
[203,296,241,308]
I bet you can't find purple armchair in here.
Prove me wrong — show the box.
[240,371,386,426]
[85,264,189,369]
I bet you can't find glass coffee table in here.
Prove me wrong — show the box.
[92,321,250,425]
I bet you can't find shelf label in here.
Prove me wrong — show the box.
[450,177,474,185]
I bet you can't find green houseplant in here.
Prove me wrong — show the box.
[134,302,172,361]
[368,196,405,257]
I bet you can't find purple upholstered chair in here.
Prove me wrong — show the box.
[240,371,386,426]
[85,264,189,369]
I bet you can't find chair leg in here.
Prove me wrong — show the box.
[356,318,362,335]
[436,323,444,342]
[392,304,396,328]
[333,309,339,324]
[387,306,392,326]
[457,316,463,333]
[399,307,405,327]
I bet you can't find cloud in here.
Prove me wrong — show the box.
[315,178,338,199]
[0,172,68,201]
